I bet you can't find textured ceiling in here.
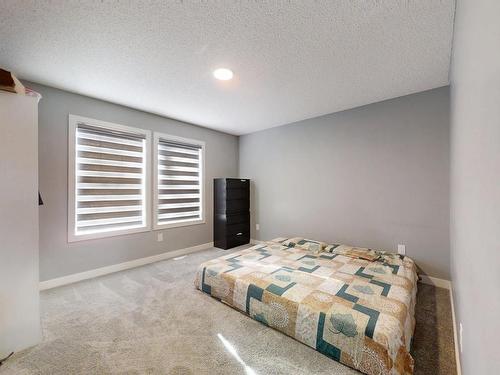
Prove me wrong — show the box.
[0,1,455,135]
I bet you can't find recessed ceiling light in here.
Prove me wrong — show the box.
[213,68,234,81]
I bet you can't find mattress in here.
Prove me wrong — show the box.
[195,238,418,375]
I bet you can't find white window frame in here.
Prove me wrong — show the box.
[153,132,205,230]
[68,114,151,242]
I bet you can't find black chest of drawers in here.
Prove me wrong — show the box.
[214,178,250,249]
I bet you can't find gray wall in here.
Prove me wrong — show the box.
[240,87,450,279]
[0,92,41,356]
[27,82,238,281]
[450,1,500,373]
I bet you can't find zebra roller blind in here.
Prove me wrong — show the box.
[71,117,150,239]
[155,135,204,227]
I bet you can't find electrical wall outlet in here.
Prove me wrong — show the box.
[157,233,163,242]
[397,244,406,255]
[256,223,260,231]
[459,323,463,353]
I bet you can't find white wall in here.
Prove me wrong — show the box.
[240,87,451,279]
[450,1,500,373]
[0,92,41,357]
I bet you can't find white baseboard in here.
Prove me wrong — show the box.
[450,286,462,375]
[39,242,214,291]
[418,274,451,290]
[250,238,263,245]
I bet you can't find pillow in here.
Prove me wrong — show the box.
[324,244,341,253]
[326,244,380,261]
[281,237,327,253]
[376,251,404,264]
[270,237,289,244]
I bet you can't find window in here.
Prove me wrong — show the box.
[68,115,151,241]
[154,133,205,229]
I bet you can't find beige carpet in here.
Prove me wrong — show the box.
[0,246,456,374]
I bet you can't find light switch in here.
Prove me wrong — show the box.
[397,244,406,255]
[459,323,463,353]
[157,233,163,242]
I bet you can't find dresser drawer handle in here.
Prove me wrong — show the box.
[240,179,246,182]
[236,232,243,236]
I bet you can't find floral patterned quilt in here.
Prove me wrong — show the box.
[195,238,417,375]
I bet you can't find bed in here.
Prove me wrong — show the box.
[195,238,417,375]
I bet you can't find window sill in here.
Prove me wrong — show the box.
[153,218,205,230]
[68,225,150,243]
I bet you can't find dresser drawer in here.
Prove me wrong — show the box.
[225,199,249,213]
[225,213,250,225]
[226,222,250,237]
[226,179,249,190]
[226,234,250,249]
[215,194,249,213]
[226,188,249,200]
